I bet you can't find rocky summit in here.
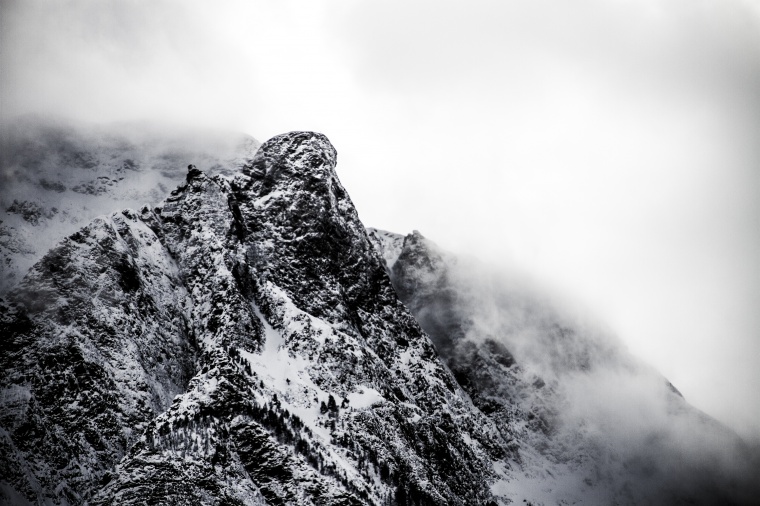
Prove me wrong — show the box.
[1,131,507,505]
[1,130,758,505]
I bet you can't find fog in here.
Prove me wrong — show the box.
[387,233,759,502]
[2,0,759,445]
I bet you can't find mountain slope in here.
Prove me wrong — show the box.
[0,116,261,294]
[2,127,757,505]
[368,228,760,505]
[1,132,510,505]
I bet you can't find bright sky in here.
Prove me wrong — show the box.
[2,0,759,441]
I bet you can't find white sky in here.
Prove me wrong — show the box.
[2,0,759,441]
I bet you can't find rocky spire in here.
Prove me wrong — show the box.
[1,132,509,505]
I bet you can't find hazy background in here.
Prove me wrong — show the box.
[2,0,759,442]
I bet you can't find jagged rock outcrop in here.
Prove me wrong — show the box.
[0,116,260,294]
[1,132,510,505]
[2,128,757,506]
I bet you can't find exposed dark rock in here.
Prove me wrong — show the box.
[371,227,760,506]
[1,131,507,505]
[186,164,203,182]
[2,129,756,506]
[0,117,261,295]
[6,200,57,225]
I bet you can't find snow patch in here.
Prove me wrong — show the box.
[346,387,385,410]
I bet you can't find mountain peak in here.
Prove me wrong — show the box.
[246,131,337,189]
[186,163,203,181]
[2,130,511,504]
[3,127,757,505]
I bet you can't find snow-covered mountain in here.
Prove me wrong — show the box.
[1,125,757,505]
[368,229,760,505]
[0,116,260,294]
[1,131,511,505]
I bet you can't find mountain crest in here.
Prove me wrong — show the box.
[2,128,756,505]
[1,132,508,505]
[245,131,338,193]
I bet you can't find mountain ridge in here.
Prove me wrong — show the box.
[0,116,260,294]
[1,127,758,505]
[368,227,760,505]
[1,131,508,505]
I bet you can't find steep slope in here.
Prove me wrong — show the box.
[0,116,260,294]
[1,132,511,505]
[368,228,760,505]
[5,125,756,505]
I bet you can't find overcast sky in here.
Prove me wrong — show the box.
[2,0,759,442]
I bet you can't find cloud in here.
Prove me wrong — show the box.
[391,233,760,503]
[2,0,759,447]
[2,1,260,129]
[327,0,760,444]
[334,0,760,98]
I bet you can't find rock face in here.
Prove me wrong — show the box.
[1,132,509,505]
[1,129,758,505]
[0,116,260,294]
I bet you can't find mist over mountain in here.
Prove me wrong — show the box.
[370,228,760,504]
[3,0,759,451]
[1,125,758,504]
[0,116,260,294]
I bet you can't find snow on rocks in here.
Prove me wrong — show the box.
[2,131,506,505]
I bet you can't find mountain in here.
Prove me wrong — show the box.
[0,116,260,294]
[1,131,511,505]
[1,125,758,505]
[368,229,760,505]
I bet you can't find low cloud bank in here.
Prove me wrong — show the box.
[381,230,760,504]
